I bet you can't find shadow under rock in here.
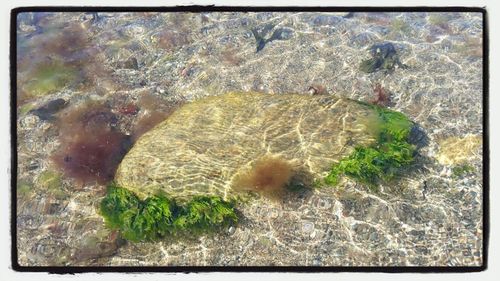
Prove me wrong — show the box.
[408,123,430,149]
[280,167,317,207]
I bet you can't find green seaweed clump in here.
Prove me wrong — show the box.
[37,170,67,199]
[391,18,411,34]
[172,196,239,234]
[23,61,78,98]
[428,14,449,28]
[325,105,415,190]
[100,183,238,242]
[17,180,33,198]
[451,164,475,179]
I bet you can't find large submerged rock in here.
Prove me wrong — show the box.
[115,92,382,200]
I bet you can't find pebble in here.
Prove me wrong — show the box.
[312,15,343,26]
[317,198,332,209]
[27,160,40,171]
[302,221,314,234]
[124,25,145,37]
[30,98,69,121]
[269,208,280,218]
[122,57,139,70]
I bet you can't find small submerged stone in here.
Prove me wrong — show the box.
[29,98,69,121]
[369,83,392,107]
[307,84,328,95]
[359,42,406,73]
[118,103,140,115]
[119,57,139,70]
[302,221,315,234]
[311,15,344,26]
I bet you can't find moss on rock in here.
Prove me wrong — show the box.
[100,183,238,242]
[325,103,415,190]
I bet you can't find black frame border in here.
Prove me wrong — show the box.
[10,5,489,274]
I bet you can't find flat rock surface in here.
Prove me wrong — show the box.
[116,93,378,200]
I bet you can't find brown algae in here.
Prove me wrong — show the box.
[232,155,295,200]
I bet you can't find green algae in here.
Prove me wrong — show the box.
[391,18,411,34]
[23,61,78,97]
[428,14,449,27]
[360,56,402,73]
[17,180,33,198]
[452,164,475,179]
[18,102,36,116]
[100,183,238,242]
[325,103,415,190]
[359,58,382,73]
[38,170,62,190]
[37,170,67,199]
[172,196,238,234]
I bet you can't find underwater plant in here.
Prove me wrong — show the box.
[21,60,78,98]
[371,83,392,107]
[17,20,119,104]
[100,183,238,242]
[37,170,67,199]
[52,102,132,185]
[390,18,411,34]
[427,13,450,31]
[231,155,294,200]
[325,103,415,190]
[451,164,475,179]
[251,24,293,53]
[17,180,33,199]
[48,92,181,186]
[100,183,142,230]
[173,196,239,234]
[53,131,131,185]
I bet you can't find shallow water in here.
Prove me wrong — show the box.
[16,11,483,266]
